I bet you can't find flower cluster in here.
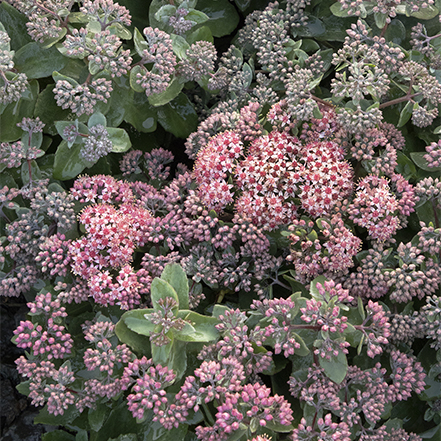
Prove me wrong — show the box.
[424,140,441,168]
[178,41,217,82]
[80,124,113,162]
[194,127,354,231]
[286,215,361,281]
[53,77,112,116]
[289,354,425,440]
[348,175,401,241]
[134,27,176,96]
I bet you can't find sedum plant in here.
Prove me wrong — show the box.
[1,0,441,440]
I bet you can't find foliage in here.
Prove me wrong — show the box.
[1,0,441,440]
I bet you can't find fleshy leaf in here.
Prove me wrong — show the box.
[160,263,189,310]
[319,347,348,384]
[150,278,179,311]
[107,127,132,153]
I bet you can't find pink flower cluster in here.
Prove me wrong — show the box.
[348,175,400,241]
[13,292,73,360]
[194,129,354,230]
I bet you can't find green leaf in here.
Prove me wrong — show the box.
[0,80,39,142]
[397,100,414,127]
[148,77,184,107]
[384,18,406,45]
[109,435,138,441]
[88,404,111,432]
[186,26,213,45]
[76,430,88,441]
[35,405,80,426]
[196,0,240,37]
[411,152,441,172]
[14,42,67,79]
[292,332,310,356]
[133,27,149,57]
[107,127,132,153]
[88,112,107,128]
[106,79,133,127]
[109,23,132,40]
[265,421,295,433]
[374,12,388,29]
[122,309,156,336]
[34,85,73,136]
[124,92,158,133]
[140,420,188,441]
[151,334,174,365]
[224,424,247,441]
[294,15,326,39]
[0,2,33,51]
[319,348,348,384]
[21,160,41,184]
[53,140,90,180]
[185,9,210,24]
[41,27,67,49]
[171,34,191,60]
[42,430,76,441]
[151,278,179,310]
[212,304,231,318]
[160,263,189,310]
[130,65,147,93]
[357,296,366,320]
[94,401,143,441]
[330,2,353,17]
[309,275,328,299]
[115,319,152,356]
[176,310,219,342]
[157,92,198,138]
[155,4,177,23]
[410,5,439,19]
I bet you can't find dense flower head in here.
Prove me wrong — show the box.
[80,124,113,162]
[348,175,401,241]
[194,125,355,231]
[251,297,302,357]
[82,319,133,375]
[53,78,112,116]
[71,174,134,204]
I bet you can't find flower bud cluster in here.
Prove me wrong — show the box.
[424,140,441,168]
[53,78,112,116]
[251,297,302,357]
[289,356,425,439]
[178,41,217,82]
[286,215,361,281]
[63,28,132,78]
[82,320,133,376]
[198,309,273,376]
[15,357,76,416]
[13,317,73,360]
[135,27,176,96]
[385,242,440,303]
[80,124,113,162]
[348,175,403,241]
[0,29,28,104]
